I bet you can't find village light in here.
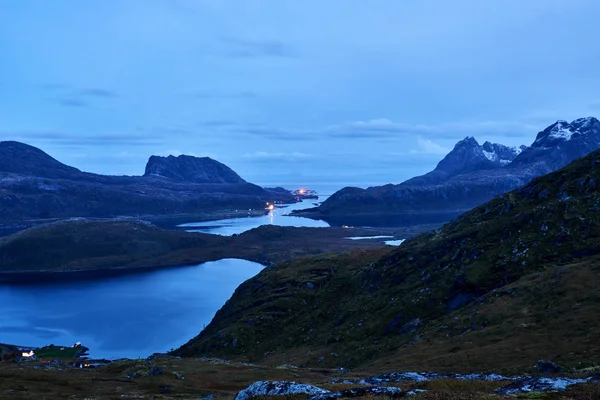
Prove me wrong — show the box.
[22,350,35,358]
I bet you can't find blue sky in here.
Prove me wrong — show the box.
[1,0,600,187]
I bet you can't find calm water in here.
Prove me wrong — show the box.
[0,259,263,359]
[0,184,359,359]
[179,198,329,235]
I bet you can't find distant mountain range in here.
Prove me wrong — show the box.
[296,117,600,226]
[0,141,293,227]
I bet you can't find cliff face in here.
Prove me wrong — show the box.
[0,143,293,226]
[303,117,600,226]
[144,155,246,184]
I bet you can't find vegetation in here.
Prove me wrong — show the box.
[34,345,87,360]
[0,220,429,276]
[1,357,599,399]
[173,149,600,372]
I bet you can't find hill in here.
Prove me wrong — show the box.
[297,117,600,227]
[0,220,421,281]
[173,147,600,372]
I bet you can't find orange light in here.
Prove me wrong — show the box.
[266,204,275,210]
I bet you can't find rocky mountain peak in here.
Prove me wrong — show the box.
[533,117,600,147]
[144,154,246,184]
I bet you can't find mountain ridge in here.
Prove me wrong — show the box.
[297,117,600,226]
[0,141,294,226]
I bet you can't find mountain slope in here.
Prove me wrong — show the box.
[173,148,600,372]
[0,141,83,179]
[144,155,246,184]
[404,137,523,186]
[299,117,600,227]
[0,142,294,226]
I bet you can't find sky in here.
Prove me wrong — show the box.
[1,0,600,187]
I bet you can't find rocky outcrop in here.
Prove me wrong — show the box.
[300,117,600,227]
[144,155,246,184]
[496,377,591,395]
[234,381,330,400]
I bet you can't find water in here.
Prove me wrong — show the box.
[0,259,263,359]
[179,197,331,236]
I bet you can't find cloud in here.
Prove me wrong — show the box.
[51,97,89,107]
[218,117,540,144]
[220,36,294,58]
[41,85,118,107]
[78,88,119,98]
[6,130,165,147]
[186,90,257,99]
[243,151,312,162]
[324,118,539,140]
[410,138,451,155]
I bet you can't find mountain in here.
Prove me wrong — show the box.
[0,141,83,179]
[144,155,246,184]
[509,117,600,174]
[404,137,524,186]
[173,148,600,372]
[0,141,294,228]
[296,117,600,226]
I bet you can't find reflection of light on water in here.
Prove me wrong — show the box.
[268,211,275,225]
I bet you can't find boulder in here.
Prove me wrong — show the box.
[234,381,330,400]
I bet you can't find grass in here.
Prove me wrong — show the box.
[0,221,427,275]
[34,345,87,360]
[1,357,599,400]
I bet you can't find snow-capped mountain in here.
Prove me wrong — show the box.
[510,117,600,174]
[300,117,600,227]
[404,137,524,186]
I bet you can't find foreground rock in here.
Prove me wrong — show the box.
[496,377,592,395]
[234,381,330,400]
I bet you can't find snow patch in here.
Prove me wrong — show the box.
[482,150,496,161]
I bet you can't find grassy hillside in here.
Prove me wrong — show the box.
[0,220,423,275]
[173,149,600,372]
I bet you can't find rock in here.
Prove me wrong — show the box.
[148,366,164,376]
[496,377,589,395]
[234,381,330,400]
[536,359,563,373]
[307,386,405,400]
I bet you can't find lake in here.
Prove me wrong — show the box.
[0,184,355,359]
[0,259,263,359]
